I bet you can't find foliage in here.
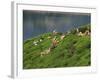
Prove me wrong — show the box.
[23,24,91,69]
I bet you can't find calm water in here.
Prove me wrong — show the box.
[23,10,90,40]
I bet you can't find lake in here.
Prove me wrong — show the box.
[23,10,90,40]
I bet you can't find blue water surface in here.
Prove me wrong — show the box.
[23,10,90,40]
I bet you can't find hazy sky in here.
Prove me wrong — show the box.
[23,10,90,40]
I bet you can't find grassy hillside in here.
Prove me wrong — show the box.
[23,24,91,69]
